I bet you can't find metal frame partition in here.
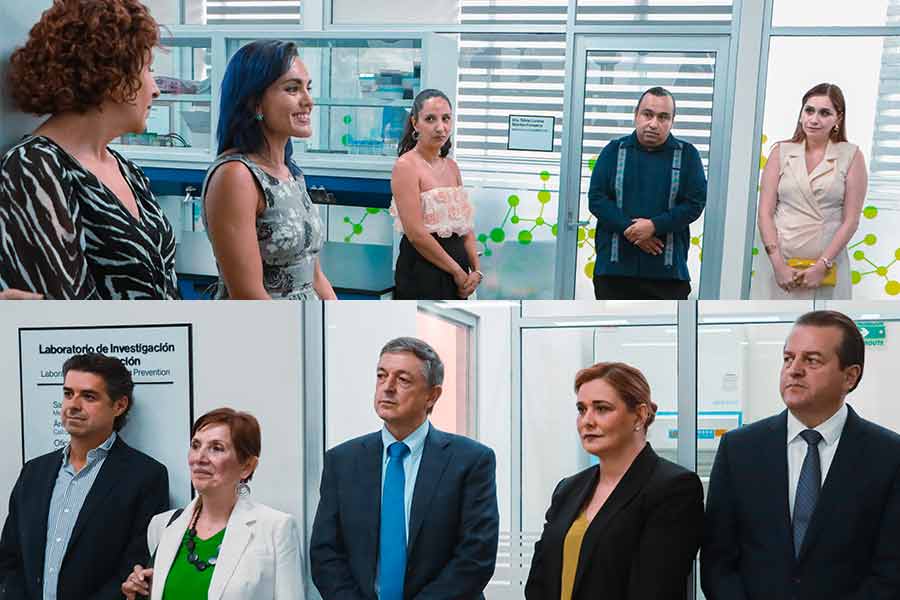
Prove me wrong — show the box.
[302,302,326,600]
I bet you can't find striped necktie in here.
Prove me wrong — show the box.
[793,429,823,557]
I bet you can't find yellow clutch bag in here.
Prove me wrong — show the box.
[787,258,837,286]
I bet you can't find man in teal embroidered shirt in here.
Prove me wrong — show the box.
[588,86,707,299]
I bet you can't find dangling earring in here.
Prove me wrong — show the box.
[412,130,420,141]
[238,480,251,496]
[255,113,264,122]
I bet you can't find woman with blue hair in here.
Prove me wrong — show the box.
[201,40,336,299]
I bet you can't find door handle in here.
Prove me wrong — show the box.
[569,219,590,227]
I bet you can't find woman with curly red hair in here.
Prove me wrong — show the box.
[0,0,178,299]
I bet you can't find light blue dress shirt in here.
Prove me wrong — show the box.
[43,432,117,600]
[375,419,429,598]
[380,419,429,537]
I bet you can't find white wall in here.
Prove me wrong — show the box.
[456,305,512,531]
[324,301,417,448]
[0,2,50,152]
[0,301,305,527]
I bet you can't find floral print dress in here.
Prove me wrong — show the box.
[202,154,324,299]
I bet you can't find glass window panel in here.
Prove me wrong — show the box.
[332,0,459,24]
[522,299,677,320]
[750,36,900,300]
[461,1,567,26]
[697,301,815,480]
[144,0,301,24]
[114,41,212,151]
[455,34,566,299]
[226,38,422,158]
[576,50,716,299]
[576,0,732,26]
[773,0,896,27]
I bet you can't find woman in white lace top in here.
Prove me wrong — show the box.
[389,89,482,299]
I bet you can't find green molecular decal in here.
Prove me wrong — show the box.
[342,207,390,243]
[849,205,900,295]
[473,163,701,275]
[341,114,353,147]
[476,170,558,257]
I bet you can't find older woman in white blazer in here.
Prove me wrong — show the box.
[121,408,304,600]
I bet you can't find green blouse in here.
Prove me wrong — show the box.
[161,528,226,600]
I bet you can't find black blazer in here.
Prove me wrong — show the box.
[310,423,500,599]
[700,405,900,600]
[525,443,704,600]
[0,436,169,600]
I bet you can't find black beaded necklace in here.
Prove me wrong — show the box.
[184,501,222,572]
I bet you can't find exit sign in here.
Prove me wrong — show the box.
[856,321,886,347]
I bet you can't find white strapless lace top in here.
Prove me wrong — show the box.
[389,186,475,238]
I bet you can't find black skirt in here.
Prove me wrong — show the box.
[394,233,472,300]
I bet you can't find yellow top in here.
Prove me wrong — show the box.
[560,511,589,600]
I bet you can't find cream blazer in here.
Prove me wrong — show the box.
[147,496,305,600]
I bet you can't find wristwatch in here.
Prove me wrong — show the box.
[820,256,834,269]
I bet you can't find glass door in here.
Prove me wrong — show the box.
[556,36,732,299]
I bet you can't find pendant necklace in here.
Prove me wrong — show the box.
[184,505,223,572]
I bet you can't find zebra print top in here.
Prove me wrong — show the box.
[0,136,178,299]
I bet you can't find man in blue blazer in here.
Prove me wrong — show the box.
[0,354,169,600]
[701,310,900,600]
[310,337,499,600]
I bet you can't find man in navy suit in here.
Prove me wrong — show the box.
[701,310,900,599]
[310,337,499,600]
[0,353,169,600]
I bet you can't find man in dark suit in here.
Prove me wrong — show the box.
[310,336,499,600]
[0,353,169,600]
[701,310,900,600]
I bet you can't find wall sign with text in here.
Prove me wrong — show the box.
[507,115,555,152]
[19,324,194,507]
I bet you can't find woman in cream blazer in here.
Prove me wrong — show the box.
[146,494,303,600]
[122,408,304,600]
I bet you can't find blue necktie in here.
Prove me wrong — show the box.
[793,429,823,557]
[380,441,410,600]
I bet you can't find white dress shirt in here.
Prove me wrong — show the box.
[787,403,848,518]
